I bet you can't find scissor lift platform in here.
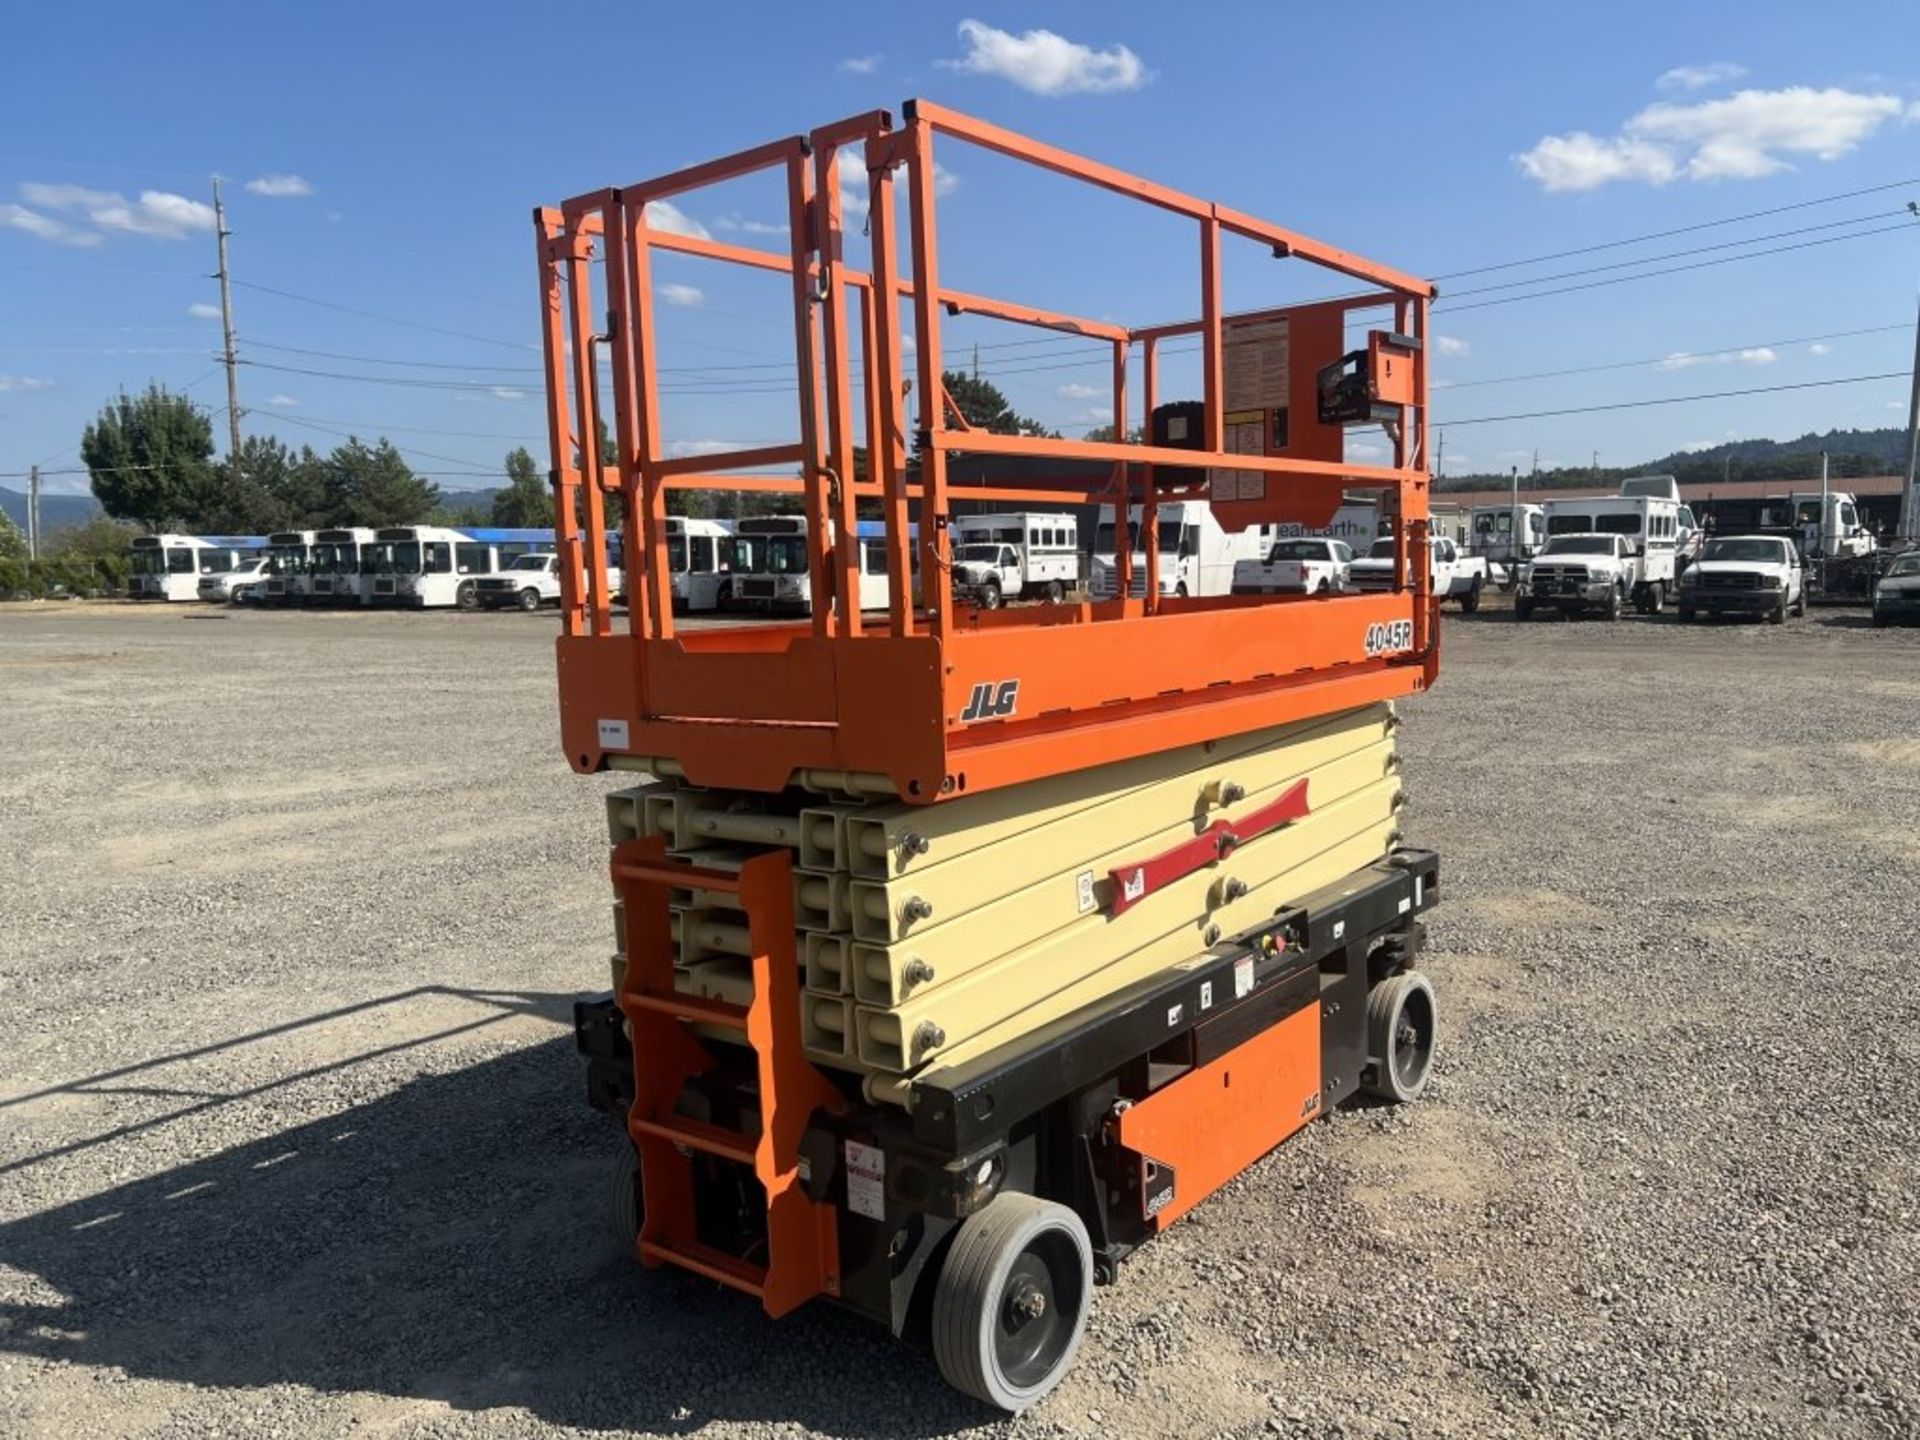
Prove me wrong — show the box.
[537,99,1436,804]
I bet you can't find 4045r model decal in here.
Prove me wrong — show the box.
[1363,620,1414,657]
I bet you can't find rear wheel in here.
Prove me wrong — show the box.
[517,586,541,612]
[1459,577,1482,614]
[611,1143,641,1257]
[932,1193,1092,1413]
[1362,971,1437,1104]
[1792,585,1807,617]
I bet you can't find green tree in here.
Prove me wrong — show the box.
[81,385,216,531]
[939,371,1055,437]
[321,439,439,528]
[0,510,25,562]
[47,513,142,593]
[194,435,302,532]
[492,446,554,527]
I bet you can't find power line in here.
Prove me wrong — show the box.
[1433,175,1920,280]
[1435,371,1909,428]
[1438,323,1912,391]
[1440,209,1915,300]
[1440,220,1920,313]
[229,280,538,354]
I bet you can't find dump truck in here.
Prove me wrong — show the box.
[537,100,1443,1413]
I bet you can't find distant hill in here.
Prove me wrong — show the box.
[0,486,102,534]
[1441,426,1913,494]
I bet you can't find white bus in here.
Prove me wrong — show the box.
[262,530,317,605]
[308,527,376,605]
[667,517,738,612]
[724,516,901,614]
[128,534,267,602]
[1542,493,1684,612]
[1088,501,1272,599]
[366,525,554,609]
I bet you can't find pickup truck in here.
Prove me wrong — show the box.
[1677,534,1805,624]
[1348,536,1487,612]
[1515,533,1638,620]
[950,541,1072,608]
[1231,537,1353,597]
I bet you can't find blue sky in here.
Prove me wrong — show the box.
[4,2,1918,497]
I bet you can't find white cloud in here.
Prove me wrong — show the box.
[18,182,215,239]
[837,54,880,75]
[666,438,754,459]
[489,386,528,401]
[1347,440,1386,459]
[644,199,709,240]
[0,374,55,392]
[1056,382,1100,400]
[1657,62,1747,93]
[245,173,312,198]
[1655,346,1777,371]
[1434,335,1471,357]
[1,201,102,247]
[659,282,704,307]
[1808,341,1833,356]
[835,160,957,220]
[941,19,1149,96]
[265,393,298,407]
[1517,86,1907,191]
[187,301,222,319]
[712,213,788,236]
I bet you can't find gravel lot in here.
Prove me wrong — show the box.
[2,599,1917,1440]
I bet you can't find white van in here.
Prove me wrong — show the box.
[1541,494,1683,614]
[950,512,1078,606]
[1469,504,1545,566]
[1088,501,1271,599]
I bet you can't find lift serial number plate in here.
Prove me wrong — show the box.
[1363,620,1413,657]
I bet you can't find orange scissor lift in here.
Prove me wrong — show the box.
[548,101,1443,1411]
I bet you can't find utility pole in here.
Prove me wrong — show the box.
[212,178,244,467]
[1901,284,1920,542]
[1436,430,1445,479]
[26,464,39,560]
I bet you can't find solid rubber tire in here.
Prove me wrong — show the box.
[932,1193,1093,1413]
[1362,971,1437,1104]
[612,1143,641,1256]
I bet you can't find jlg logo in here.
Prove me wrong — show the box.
[959,680,1020,722]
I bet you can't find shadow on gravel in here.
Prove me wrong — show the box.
[1811,612,1881,630]
[0,1029,978,1437]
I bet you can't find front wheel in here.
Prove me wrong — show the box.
[1603,584,1623,621]
[979,579,1002,610]
[1362,971,1437,1104]
[611,1143,641,1257]
[1768,592,1787,625]
[455,580,477,611]
[1514,596,1534,622]
[1793,586,1807,617]
[517,586,542,612]
[932,1193,1093,1413]
[1677,604,1696,623]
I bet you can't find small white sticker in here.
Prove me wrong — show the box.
[1199,981,1215,1012]
[1166,1003,1184,1028]
[1414,875,1424,908]
[1234,956,1255,999]
[1332,919,1347,941]
[1397,896,1411,914]
[1076,870,1096,915]
[1122,868,1147,903]
[844,1140,886,1221]
[597,718,630,750]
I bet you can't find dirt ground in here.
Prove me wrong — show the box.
[2,599,1917,1440]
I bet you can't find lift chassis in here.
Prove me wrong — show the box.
[576,848,1439,1403]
